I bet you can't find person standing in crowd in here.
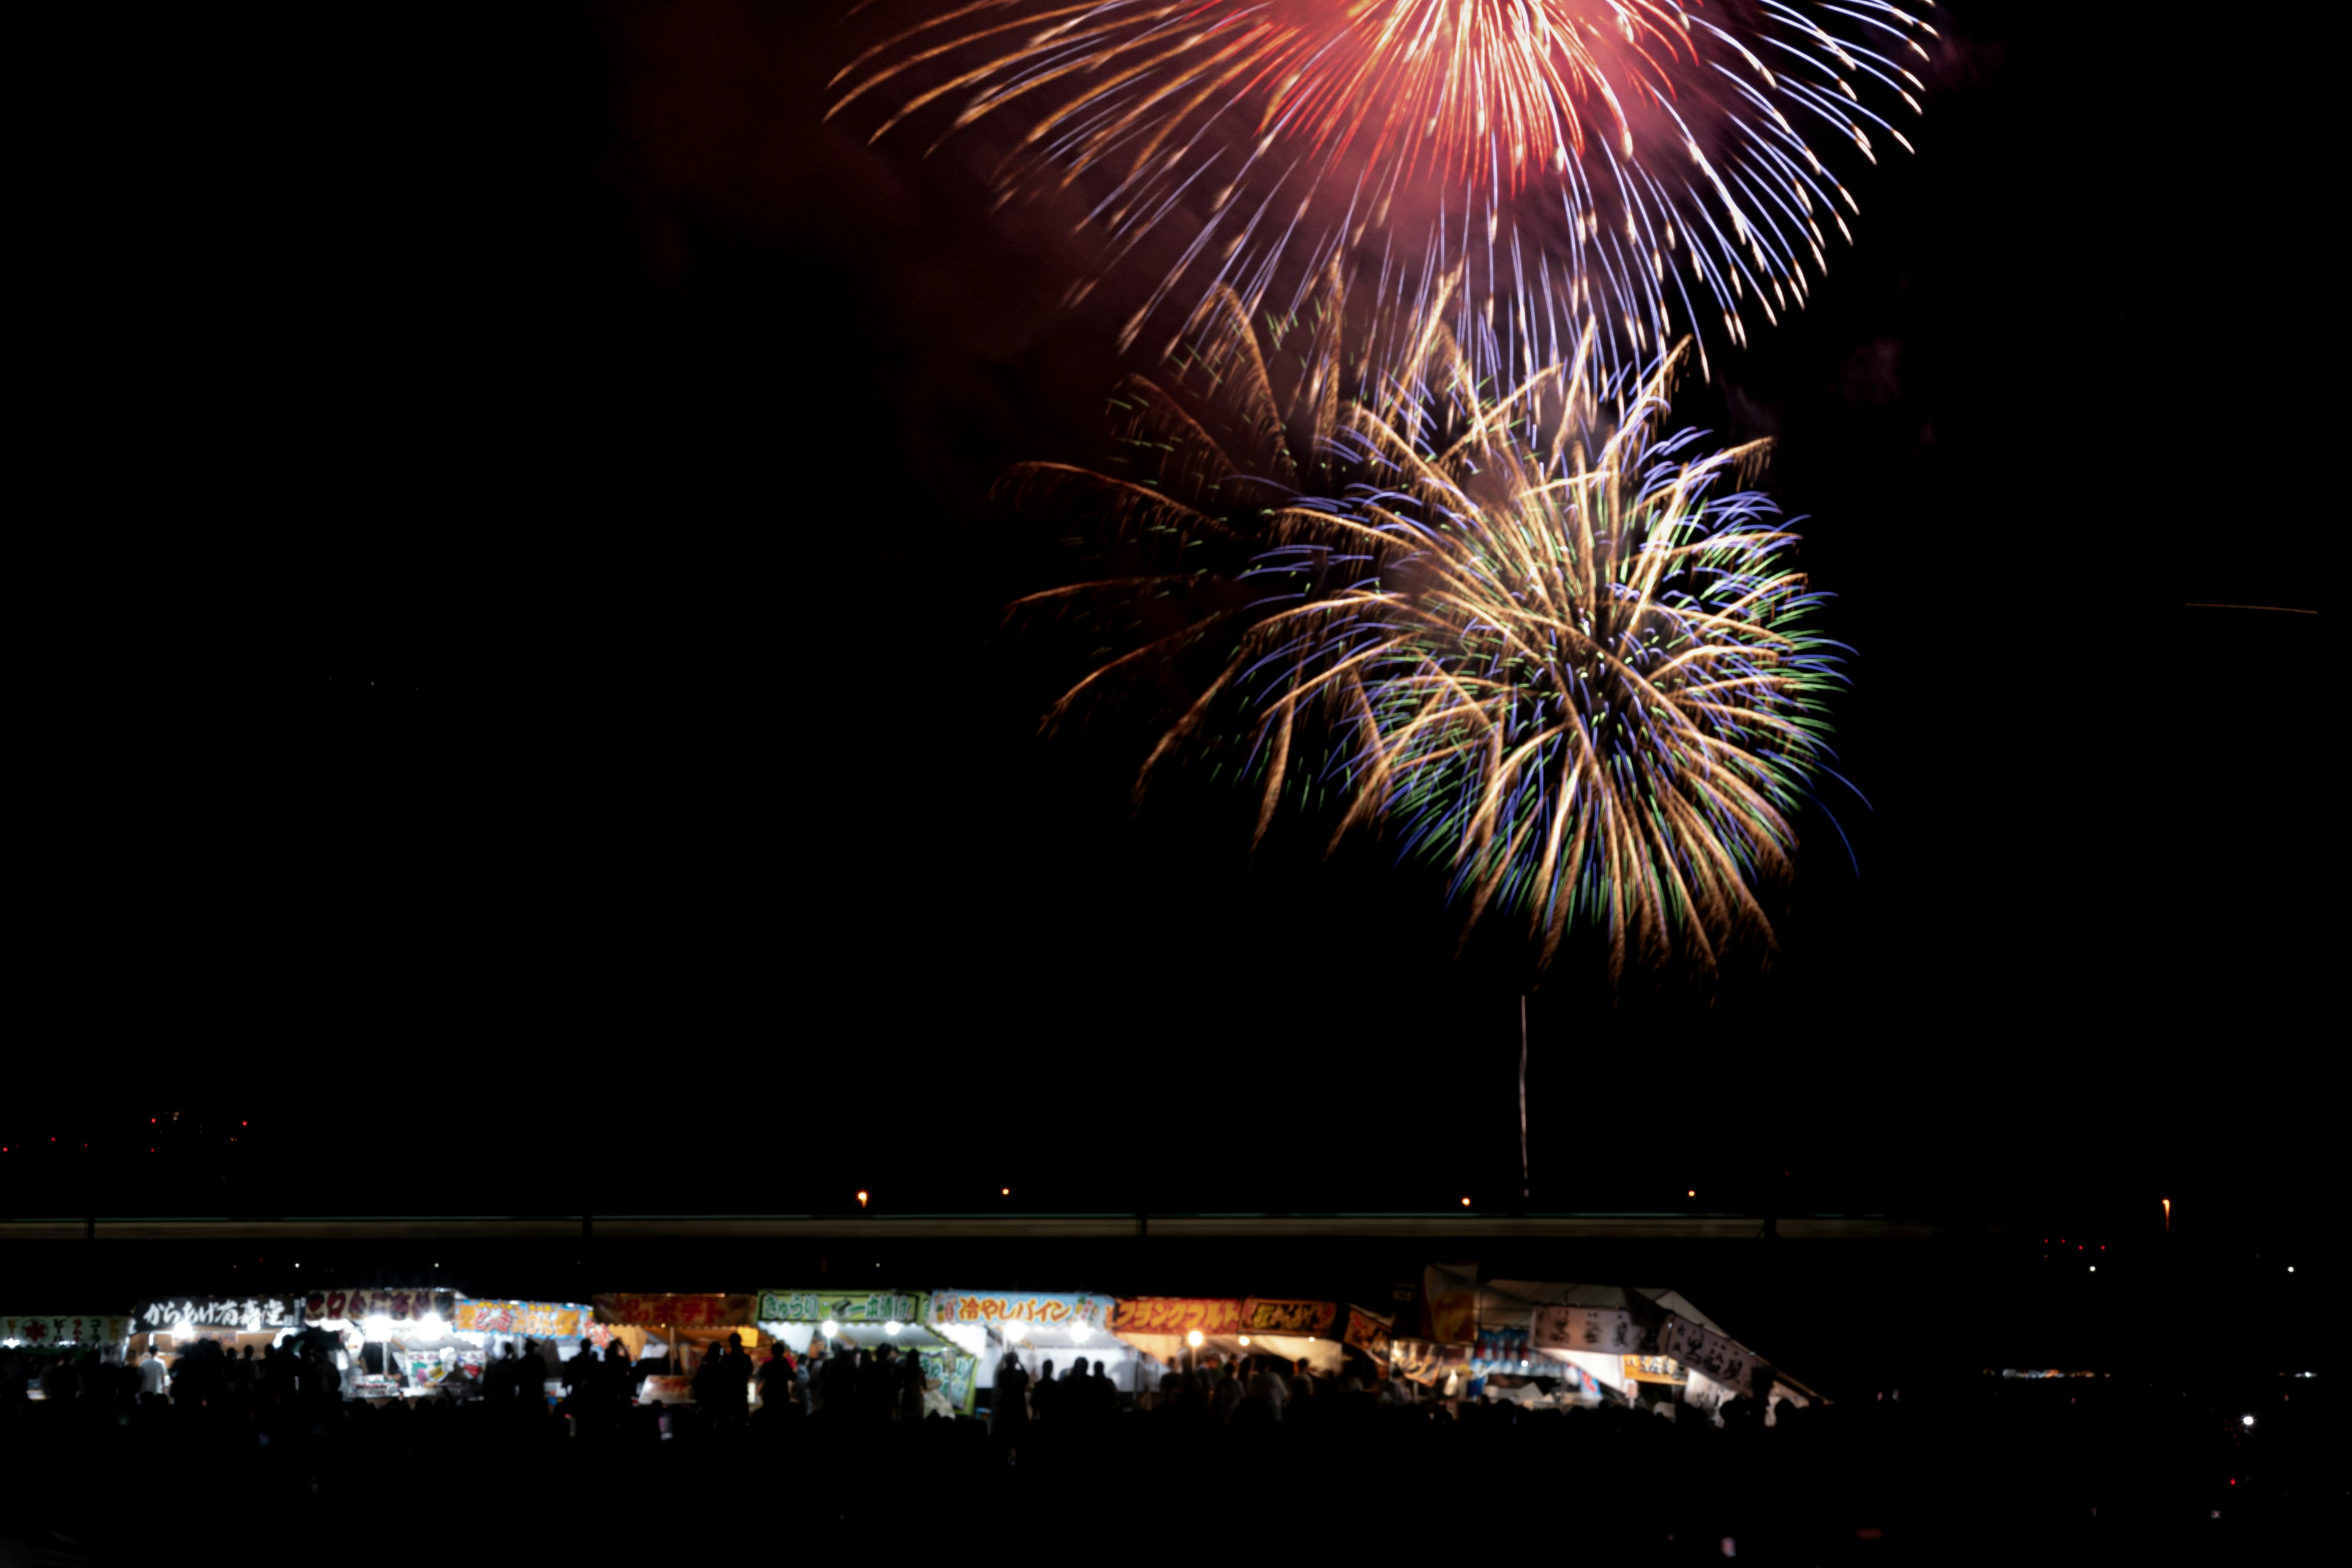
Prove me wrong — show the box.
[138,1344,168,1404]
[717,1334,753,1425]
[991,1352,1030,1458]
[757,1342,796,1414]
[1031,1358,1060,1425]
[519,1340,549,1409]
[895,1346,927,1423]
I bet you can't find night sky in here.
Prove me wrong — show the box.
[27,5,2320,1246]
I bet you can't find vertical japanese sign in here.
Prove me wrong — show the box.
[1661,1316,1762,1395]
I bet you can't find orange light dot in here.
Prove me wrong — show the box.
[1461,1197,1472,1207]
[1687,1189,1696,1197]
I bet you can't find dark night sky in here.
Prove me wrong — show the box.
[24,4,2322,1238]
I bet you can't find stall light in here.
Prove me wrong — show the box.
[821,1320,840,1338]
[362,1314,393,1342]
[420,1313,447,1336]
[855,1191,869,1209]
[1186,1330,1205,1349]
[1461,1197,1472,1208]
[171,1320,195,1343]
[884,1321,902,1336]
[2241,1414,2255,1428]
[1069,1322,1090,1341]
[1000,1188,1009,1196]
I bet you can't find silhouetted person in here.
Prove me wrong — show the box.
[992,1352,1030,1455]
[757,1344,797,1415]
[896,1347,927,1423]
[1032,1358,1060,1425]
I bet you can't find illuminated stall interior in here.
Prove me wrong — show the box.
[752,1289,976,1412]
[591,1294,764,1404]
[924,1289,1128,1406]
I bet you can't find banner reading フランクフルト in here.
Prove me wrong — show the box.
[1110,1298,1242,1336]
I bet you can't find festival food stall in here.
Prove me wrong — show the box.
[1405,1271,1820,1417]
[4,1315,131,1395]
[1111,1297,1365,1380]
[753,1289,976,1412]
[2,1315,129,1355]
[592,1294,762,1404]
[924,1289,1122,1406]
[298,1287,462,1401]
[439,1297,604,1403]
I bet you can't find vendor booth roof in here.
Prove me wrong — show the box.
[453,1299,596,1338]
[1477,1281,1819,1402]
[753,1289,924,1325]
[1481,1282,1731,1338]
[592,1294,755,1330]
[928,1291,1115,1348]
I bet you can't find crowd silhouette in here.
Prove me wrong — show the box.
[0,1338,2321,1564]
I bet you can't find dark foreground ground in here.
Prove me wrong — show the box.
[0,1374,2331,1566]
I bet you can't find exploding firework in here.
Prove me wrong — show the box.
[836,1,1938,381]
[1003,274,1851,976]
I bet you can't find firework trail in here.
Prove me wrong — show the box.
[1002,270,1850,977]
[836,1,1938,382]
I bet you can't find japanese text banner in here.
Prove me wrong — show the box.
[1110,1298,1242,1336]
[927,1292,1111,1331]
[3,1316,127,1348]
[592,1294,753,1330]
[303,1289,455,1324]
[1240,1298,1339,1336]
[455,1300,596,1338]
[1661,1316,1762,1396]
[131,1298,303,1335]
[1531,1305,1653,1354]
[754,1291,922,1324]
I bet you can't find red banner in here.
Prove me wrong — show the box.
[1111,1298,1242,1336]
[304,1289,452,1324]
[1240,1297,1339,1336]
[592,1294,753,1331]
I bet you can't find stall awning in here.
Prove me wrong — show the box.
[454,1298,597,1338]
[753,1289,924,1327]
[301,1289,457,1325]
[592,1294,755,1331]
[927,1290,1115,1349]
[3,1315,127,1349]
[131,1297,304,1335]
